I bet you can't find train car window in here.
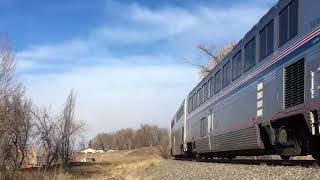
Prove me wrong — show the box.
[203,83,208,102]
[195,92,198,108]
[260,27,267,60]
[232,51,242,80]
[177,106,184,120]
[198,89,201,106]
[195,93,198,108]
[204,85,207,101]
[260,20,274,60]
[196,89,201,107]
[223,61,231,88]
[267,20,274,57]
[279,0,298,47]
[199,87,203,104]
[214,69,222,93]
[245,37,256,72]
[200,117,207,137]
[209,77,214,97]
[190,96,193,112]
[289,0,298,39]
[207,82,210,99]
[181,106,184,117]
[188,98,192,113]
[194,93,196,109]
[192,94,196,111]
[206,83,209,101]
[279,6,288,47]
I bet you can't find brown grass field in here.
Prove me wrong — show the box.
[0,147,164,180]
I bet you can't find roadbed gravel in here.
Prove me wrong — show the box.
[140,159,320,180]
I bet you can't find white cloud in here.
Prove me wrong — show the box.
[89,5,198,46]
[22,63,198,137]
[91,2,269,49]
[130,4,198,34]
[17,39,93,61]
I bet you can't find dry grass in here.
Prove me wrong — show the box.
[0,147,163,180]
[0,170,72,180]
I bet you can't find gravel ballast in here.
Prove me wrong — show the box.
[140,159,320,180]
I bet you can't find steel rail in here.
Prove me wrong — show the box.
[174,157,320,167]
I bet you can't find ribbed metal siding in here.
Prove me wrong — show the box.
[284,59,305,108]
[210,126,262,152]
[195,137,209,153]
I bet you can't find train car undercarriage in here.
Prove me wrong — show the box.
[180,110,320,161]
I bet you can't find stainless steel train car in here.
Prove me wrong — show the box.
[170,99,187,156]
[170,0,320,160]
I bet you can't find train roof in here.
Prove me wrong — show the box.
[172,99,185,119]
[188,0,291,96]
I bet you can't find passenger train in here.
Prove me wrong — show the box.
[170,0,320,160]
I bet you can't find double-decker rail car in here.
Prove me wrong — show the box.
[170,0,320,160]
[170,99,187,156]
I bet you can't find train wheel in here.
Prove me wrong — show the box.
[312,154,320,161]
[280,155,290,160]
[226,156,236,160]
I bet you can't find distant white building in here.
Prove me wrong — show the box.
[81,148,96,154]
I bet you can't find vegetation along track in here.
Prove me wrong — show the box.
[174,158,320,167]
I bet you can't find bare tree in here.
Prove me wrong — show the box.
[92,133,106,150]
[6,88,34,169]
[0,37,85,171]
[0,36,15,91]
[91,124,169,152]
[198,42,236,78]
[114,128,134,150]
[59,90,85,166]
[78,136,87,151]
[0,37,15,144]
[88,139,92,148]
[92,133,117,150]
[0,89,34,170]
[33,108,60,170]
[0,37,35,170]
[33,91,85,169]
[185,42,236,79]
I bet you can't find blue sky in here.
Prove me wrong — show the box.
[0,0,276,137]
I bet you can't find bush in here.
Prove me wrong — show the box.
[157,143,170,159]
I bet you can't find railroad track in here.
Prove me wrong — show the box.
[174,157,320,167]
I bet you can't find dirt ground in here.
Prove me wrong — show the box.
[0,147,164,180]
[70,147,163,179]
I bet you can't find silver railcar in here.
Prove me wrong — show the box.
[170,99,187,156]
[170,0,320,160]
